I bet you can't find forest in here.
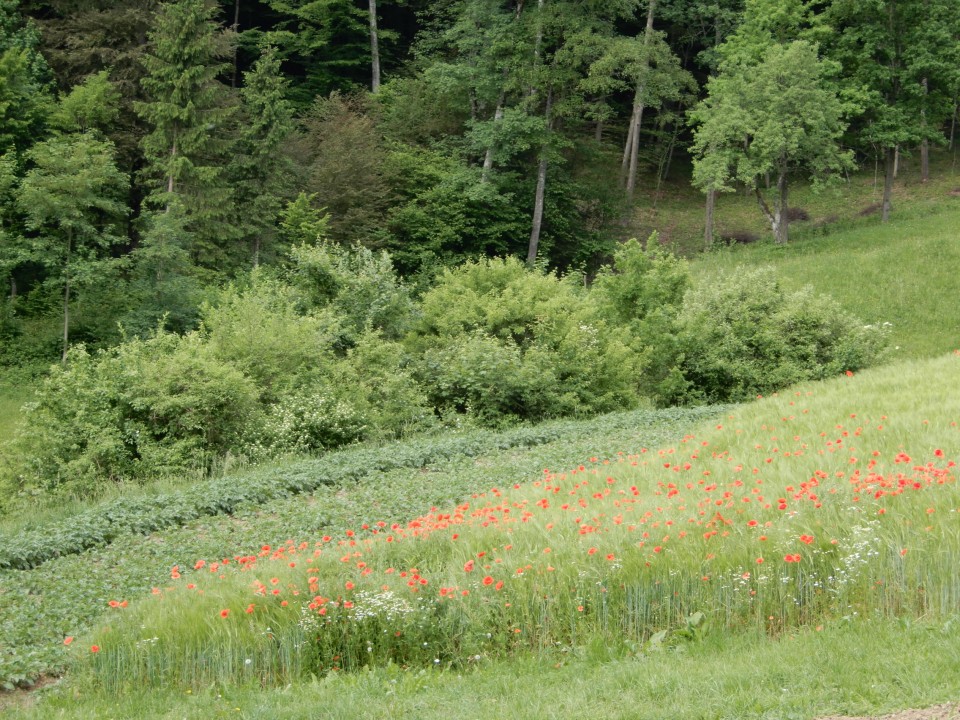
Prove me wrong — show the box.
[0,0,957,498]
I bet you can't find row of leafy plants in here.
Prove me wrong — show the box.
[0,403,721,690]
[0,237,888,502]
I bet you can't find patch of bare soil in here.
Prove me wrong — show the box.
[817,702,960,720]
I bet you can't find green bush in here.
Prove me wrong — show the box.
[7,333,260,496]
[676,266,890,403]
[201,272,342,399]
[591,237,692,406]
[409,256,642,426]
[287,241,415,343]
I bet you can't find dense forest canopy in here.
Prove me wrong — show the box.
[0,0,956,360]
[0,1,955,487]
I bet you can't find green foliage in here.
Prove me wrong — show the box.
[136,0,238,268]
[410,256,642,425]
[591,237,692,405]
[6,335,260,496]
[14,131,129,357]
[297,92,389,246]
[230,45,296,267]
[200,271,341,396]
[124,204,205,335]
[287,241,414,342]
[383,147,529,274]
[0,1,52,154]
[48,70,120,135]
[675,266,889,403]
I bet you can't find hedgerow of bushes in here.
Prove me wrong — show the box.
[0,238,889,501]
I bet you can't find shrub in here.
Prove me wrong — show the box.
[676,267,889,403]
[8,333,261,496]
[201,272,342,399]
[409,257,642,426]
[591,237,692,406]
[287,241,415,343]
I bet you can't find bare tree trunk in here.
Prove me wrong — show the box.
[369,0,381,93]
[620,101,639,180]
[754,171,788,245]
[527,89,553,267]
[624,0,657,199]
[704,187,716,249]
[882,146,895,222]
[950,97,958,151]
[893,144,900,179]
[482,91,505,181]
[231,0,240,88]
[62,229,72,364]
[594,117,604,142]
[775,170,788,245]
[920,77,929,182]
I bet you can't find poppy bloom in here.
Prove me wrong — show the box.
[90,645,100,653]
[482,576,494,586]
[63,637,74,646]
[220,609,230,618]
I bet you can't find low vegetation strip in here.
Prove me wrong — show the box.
[0,406,723,572]
[0,403,722,690]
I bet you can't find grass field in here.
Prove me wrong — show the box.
[4,351,960,718]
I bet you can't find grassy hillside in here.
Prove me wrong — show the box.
[5,351,960,718]
[691,202,960,359]
[3,154,960,717]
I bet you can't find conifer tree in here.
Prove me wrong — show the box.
[136,0,239,270]
[230,45,295,267]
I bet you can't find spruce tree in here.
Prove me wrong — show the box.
[230,45,295,267]
[136,0,239,271]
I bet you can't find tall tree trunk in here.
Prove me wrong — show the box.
[620,101,639,181]
[624,0,657,199]
[527,89,553,267]
[704,187,716,249]
[882,146,895,222]
[231,0,240,88]
[949,96,958,151]
[62,228,72,364]
[369,0,381,93]
[892,144,900,179]
[775,170,788,245]
[754,170,788,245]
[920,77,929,182]
[594,117,604,143]
[482,91,506,182]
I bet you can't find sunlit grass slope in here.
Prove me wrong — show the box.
[61,353,960,695]
[691,202,960,359]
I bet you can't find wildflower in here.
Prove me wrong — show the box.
[63,637,74,646]
[90,645,100,653]
[220,609,230,618]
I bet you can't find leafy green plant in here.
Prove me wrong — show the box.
[675,266,889,403]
